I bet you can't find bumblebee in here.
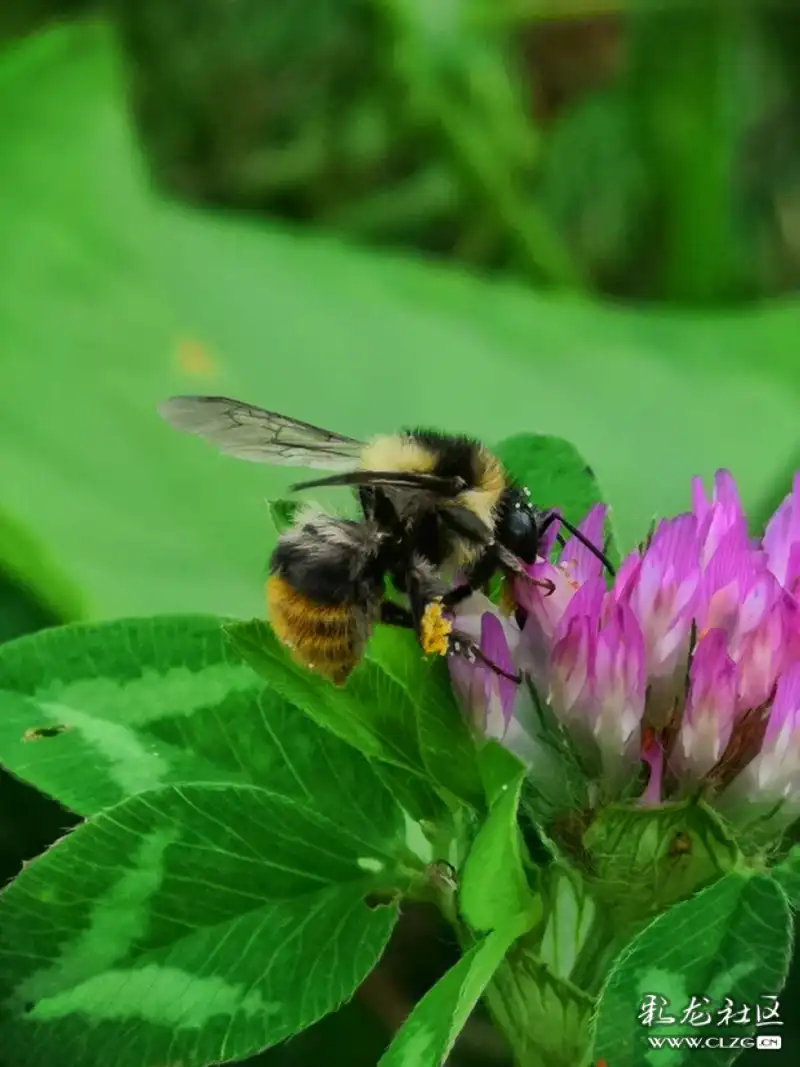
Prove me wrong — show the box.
[158,396,612,685]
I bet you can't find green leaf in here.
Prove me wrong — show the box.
[494,433,605,527]
[516,682,594,829]
[475,738,526,802]
[378,912,531,1067]
[225,619,411,766]
[3,22,800,623]
[0,783,402,1067]
[0,615,415,851]
[367,627,483,810]
[536,865,596,983]
[371,761,447,829]
[592,872,794,1067]
[226,619,484,809]
[494,433,619,564]
[477,739,526,806]
[486,945,595,1067]
[772,844,800,908]
[268,499,302,535]
[584,798,741,922]
[459,762,533,933]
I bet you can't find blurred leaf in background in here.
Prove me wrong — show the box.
[1,20,800,629]
[101,0,800,299]
[2,3,800,1066]
[0,0,91,42]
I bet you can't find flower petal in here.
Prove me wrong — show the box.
[616,513,700,682]
[677,629,737,778]
[554,575,607,642]
[480,612,518,735]
[513,559,578,644]
[557,503,609,585]
[449,604,520,741]
[537,508,561,558]
[446,465,800,820]
[724,662,800,817]
[763,471,800,593]
[694,469,749,566]
[762,660,800,754]
[592,600,646,767]
[550,614,596,724]
[698,526,763,637]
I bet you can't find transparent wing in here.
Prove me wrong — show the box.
[158,395,365,469]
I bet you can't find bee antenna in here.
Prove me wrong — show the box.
[551,515,616,577]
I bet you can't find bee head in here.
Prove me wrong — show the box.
[496,486,539,565]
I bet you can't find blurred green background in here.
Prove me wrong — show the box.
[1,1,800,1064]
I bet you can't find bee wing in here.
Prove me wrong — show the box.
[291,470,466,495]
[158,395,365,469]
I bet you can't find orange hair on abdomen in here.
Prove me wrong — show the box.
[266,575,363,685]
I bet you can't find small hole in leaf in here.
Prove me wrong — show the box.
[668,831,692,858]
[427,860,457,892]
[23,725,68,741]
[22,1001,34,1014]
[364,890,400,910]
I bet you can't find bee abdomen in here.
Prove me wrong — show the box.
[266,576,367,685]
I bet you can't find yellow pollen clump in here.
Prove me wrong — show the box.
[420,600,452,656]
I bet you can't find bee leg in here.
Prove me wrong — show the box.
[357,487,375,521]
[392,576,520,684]
[417,599,454,657]
[404,562,521,682]
[446,634,522,684]
[437,549,500,612]
[402,564,453,657]
[492,543,556,596]
[411,600,520,682]
[378,586,456,660]
[360,485,403,534]
[402,550,501,655]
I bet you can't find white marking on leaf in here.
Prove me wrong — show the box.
[357,857,384,873]
[35,663,257,727]
[15,826,178,1004]
[26,965,282,1026]
[36,701,168,795]
[403,812,433,863]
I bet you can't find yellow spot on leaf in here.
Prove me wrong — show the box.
[173,338,219,379]
[23,724,68,741]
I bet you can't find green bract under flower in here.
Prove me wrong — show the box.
[449,471,800,842]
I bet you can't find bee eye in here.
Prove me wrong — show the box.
[506,508,533,539]
[501,501,538,563]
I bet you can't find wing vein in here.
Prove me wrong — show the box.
[158,395,365,470]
